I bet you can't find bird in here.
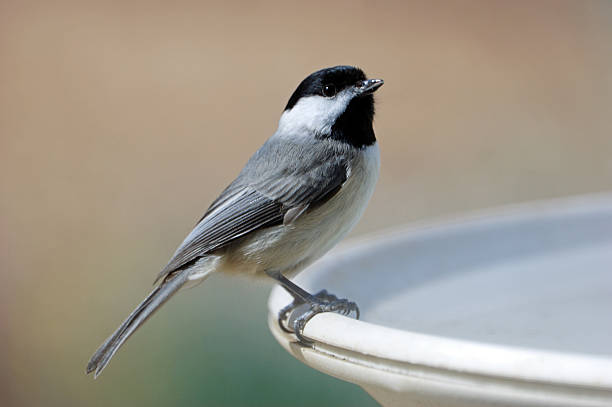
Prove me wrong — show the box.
[86,65,383,378]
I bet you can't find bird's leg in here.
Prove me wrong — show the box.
[266,271,360,346]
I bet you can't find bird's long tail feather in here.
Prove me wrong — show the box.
[86,271,189,378]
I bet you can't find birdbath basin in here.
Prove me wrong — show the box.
[268,194,612,407]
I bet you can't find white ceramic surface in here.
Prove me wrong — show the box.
[268,194,612,407]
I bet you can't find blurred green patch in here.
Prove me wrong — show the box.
[79,276,378,407]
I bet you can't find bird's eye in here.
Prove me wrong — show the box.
[322,84,336,97]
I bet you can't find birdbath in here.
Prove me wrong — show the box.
[268,194,612,407]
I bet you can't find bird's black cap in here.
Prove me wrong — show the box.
[284,65,368,111]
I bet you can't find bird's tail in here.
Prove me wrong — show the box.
[86,271,189,378]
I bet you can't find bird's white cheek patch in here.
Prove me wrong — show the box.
[275,91,353,139]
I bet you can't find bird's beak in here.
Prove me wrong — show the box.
[356,78,384,95]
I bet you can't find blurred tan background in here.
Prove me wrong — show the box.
[1,1,611,406]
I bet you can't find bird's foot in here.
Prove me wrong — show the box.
[278,289,360,346]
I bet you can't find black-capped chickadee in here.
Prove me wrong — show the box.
[87,65,383,378]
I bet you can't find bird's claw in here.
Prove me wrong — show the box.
[277,300,301,333]
[278,289,360,346]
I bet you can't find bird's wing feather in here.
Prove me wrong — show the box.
[156,187,283,281]
[156,147,348,281]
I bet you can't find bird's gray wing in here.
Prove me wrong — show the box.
[156,186,283,281]
[156,147,348,281]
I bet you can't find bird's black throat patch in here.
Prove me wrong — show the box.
[327,94,376,148]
